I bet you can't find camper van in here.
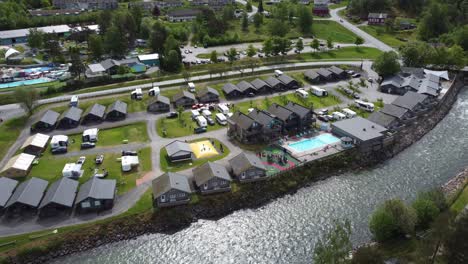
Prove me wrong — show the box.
[355,100,375,112]
[70,95,79,107]
[131,88,143,100]
[82,128,99,142]
[188,82,196,93]
[191,110,200,120]
[274,70,283,77]
[295,89,309,98]
[216,104,229,115]
[332,111,346,121]
[201,109,211,117]
[310,86,328,97]
[148,87,160,96]
[215,113,227,125]
[195,115,208,127]
[341,108,357,119]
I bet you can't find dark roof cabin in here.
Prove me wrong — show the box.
[192,162,232,194]
[164,140,193,162]
[277,74,299,89]
[106,100,127,121]
[76,178,117,212]
[264,77,285,90]
[0,177,18,213]
[222,83,243,98]
[196,87,220,103]
[147,95,171,113]
[236,81,256,95]
[39,178,78,217]
[57,107,82,129]
[328,66,347,79]
[173,91,196,108]
[5,177,48,215]
[368,111,400,130]
[152,172,192,207]
[304,70,320,83]
[251,78,271,94]
[316,68,334,81]
[32,110,59,132]
[82,104,106,124]
[229,152,267,182]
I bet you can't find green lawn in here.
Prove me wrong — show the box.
[157,111,227,138]
[329,0,348,9]
[62,122,149,152]
[29,147,152,195]
[0,117,28,159]
[451,184,468,213]
[160,138,230,172]
[312,20,357,43]
[358,25,416,47]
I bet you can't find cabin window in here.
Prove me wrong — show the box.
[241,172,246,179]
[203,183,208,189]
[81,201,91,208]
[161,195,166,202]
[169,194,176,199]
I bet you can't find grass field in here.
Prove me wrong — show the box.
[358,25,416,47]
[156,111,227,138]
[29,147,152,195]
[64,122,149,152]
[160,138,230,172]
[0,117,28,159]
[451,184,468,213]
[329,0,348,9]
[312,20,357,43]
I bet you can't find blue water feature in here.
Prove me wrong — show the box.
[288,133,341,152]
[0,78,53,89]
[22,67,52,73]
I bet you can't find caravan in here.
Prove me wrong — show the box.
[148,87,160,96]
[354,100,375,112]
[341,108,357,118]
[216,104,229,115]
[195,115,208,127]
[82,128,99,142]
[70,96,79,107]
[188,82,196,93]
[295,88,309,98]
[310,86,328,97]
[332,112,346,121]
[131,88,143,100]
[274,70,283,77]
[215,113,227,125]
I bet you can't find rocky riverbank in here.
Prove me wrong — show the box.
[3,75,466,264]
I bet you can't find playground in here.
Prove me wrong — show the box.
[190,140,219,159]
[257,146,302,176]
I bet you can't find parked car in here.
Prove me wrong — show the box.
[353,93,360,99]
[317,109,329,116]
[122,150,138,156]
[352,73,361,78]
[246,92,255,97]
[95,154,104,164]
[51,147,67,154]
[206,116,215,126]
[77,156,86,164]
[81,142,95,149]
[317,115,330,122]
[167,112,178,118]
[194,126,207,134]
[93,168,108,178]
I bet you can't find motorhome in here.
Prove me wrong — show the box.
[82,128,99,142]
[295,89,309,98]
[332,111,346,121]
[131,88,143,100]
[148,87,160,96]
[355,100,375,112]
[201,109,212,117]
[191,110,200,120]
[341,108,357,118]
[216,104,229,115]
[195,115,208,127]
[310,86,328,97]
[188,82,196,93]
[274,70,283,77]
[70,95,79,107]
[215,113,227,125]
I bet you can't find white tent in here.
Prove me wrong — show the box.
[424,69,449,81]
[121,156,139,172]
[5,48,20,59]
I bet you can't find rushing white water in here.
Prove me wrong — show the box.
[58,89,468,264]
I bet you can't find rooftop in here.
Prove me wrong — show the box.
[332,117,388,142]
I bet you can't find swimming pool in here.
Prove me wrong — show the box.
[288,133,340,152]
[0,78,53,89]
[23,67,52,73]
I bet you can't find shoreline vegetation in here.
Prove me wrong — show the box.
[0,73,464,263]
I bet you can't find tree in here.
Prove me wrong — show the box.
[271,37,291,56]
[247,44,256,57]
[258,0,264,13]
[14,87,39,115]
[313,219,352,264]
[412,196,440,229]
[152,5,161,17]
[97,10,112,35]
[227,47,238,64]
[210,50,218,63]
[296,38,304,53]
[104,25,128,58]
[253,13,263,31]
[298,7,313,34]
[244,57,261,73]
[163,50,181,72]
[176,105,184,120]
[148,21,168,54]
[444,212,468,264]
[69,48,85,79]
[446,45,466,69]
[242,13,249,32]
[246,2,252,12]
[372,51,401,77]
[311,39,320,52]
[27,29,43,50]
[399,41,434,67]
[268,19,289,37]
[129,5,143,34]
[352,246,384,264]
[327,38,333,50]
[182,70,191,83]
[418,1,449,41]
[263,38,273,55]
[354,36,364,48]
[88,34,104,61]
[369,199,417,242]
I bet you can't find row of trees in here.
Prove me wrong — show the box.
[399,41,466,69]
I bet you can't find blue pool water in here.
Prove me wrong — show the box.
[288,133,340,152]
[0,78,53,89]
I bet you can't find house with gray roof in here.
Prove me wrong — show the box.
[284,102,315,131]
[367,111,400,130]
[264,77,286,90]
[147,95,171,113]
[391,91,433,113]
[165,140,193,162]
[5,177,48,215]
[167,8,202,22]
[106,100,127,121]
[32,110,60,132]
[328,66,347,79]
[380,70,442,97]
[173,91,196,108]
[193,162,232,194]
[236,81,256,95]
[368,12,388,25]
[227,112,263,143]
[39,178,78,217]
[380,104,411,120]
[277,74,299,89]
[268,103,301,133]
[76,178,116,212]
[0,177,18,214]
[57,107,83,129]
[248,109,283,142]
[251,78,271,94]
[304,70,320,83]
[316,68,334,81]
[229,152,267,182]
[152,172,191,207]
[196,87,220,103]
[331,117,388,152]
[222,83,243,98]
[82,103,106,124]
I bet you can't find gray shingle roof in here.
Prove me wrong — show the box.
[60,107,82,122]
[367,111,398,128]
[168,8,201,17]
[197,87,219,97]
[0,177,18,207]
[6,177,48,208]
[277,74,295,85]
[76,178,116,203]
[304,70,319,79]
[236,81,254,92]
[223,83,240,94]
[368,13,388,18]
[100,59,116,70]
[264,77,281,87]
[332,117,388,142]
[328,66,344,75]
[391,91,428,111]
[248,109,275,126]
[39,178,78,209]
[251,78,270,90]
[267,103,294,121]
[285,102,311,118]
[316,68,332,77]
[165,140,193,157]
[107,100,127,114]
[380,104,408,119]
[85,104,106,118]
[229,112,256,130]
[152,172,191,198]
[229,152,266,176]
[173,90,196,101]
[149,95,170,105]
[39,110,60,126]
[192,162,232,186]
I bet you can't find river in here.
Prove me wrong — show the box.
[57,89,468,264]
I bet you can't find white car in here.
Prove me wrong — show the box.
[77,156,86,164]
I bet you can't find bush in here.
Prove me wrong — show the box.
[352,246,384,264]
[412,198,439,228]
[369,199,417,242]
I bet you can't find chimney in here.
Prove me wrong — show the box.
[363,128,366,131]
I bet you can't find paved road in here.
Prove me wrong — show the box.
[236,0,258,18]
